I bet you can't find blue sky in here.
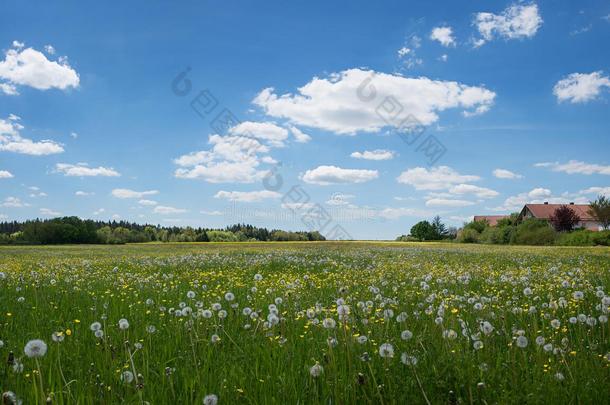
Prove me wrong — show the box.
[1,0,609,239]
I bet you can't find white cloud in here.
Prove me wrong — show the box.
[55,163,120,177]
[174,133,273,183]
[0,170,13,178]
[493,168,522,179]
[528,187,552,198]
[426,198,475,207]
[302,165,379,185]
[289,126,312,143]
[0,41,79,94]
[1,197,29,208]
[553,71,610,103]
[92,208,105,216]
[535,160,610,175]
[253,68,495,135]
[350,149,396,161]
[201,210,223,216]
[75,191,94,196]
[40,208,61,216]
[138,199,158,206]
[375,207,434,220]
[430,26,456,47]
[0,214,7,220]
[44,45,55,55]
[580,186,610,197]
[439,54,448,62]
[111,188,159,199]
[325,192,355,206]
[154,205,187,214]
[214,190,281,202]
[0,117,64,155]
[228,121,289,147]
[474,3,543,46]
[448,183,499,198]
[397,166,480,190]
[397,47,411,57]
[490,187,588,212]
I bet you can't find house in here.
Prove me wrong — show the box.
[518,202,601,231]
[473,215,510,226]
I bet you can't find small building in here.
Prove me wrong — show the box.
[518,202,601,231]
[473,215,510,226]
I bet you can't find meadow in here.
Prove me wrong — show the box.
[0,242,608,404]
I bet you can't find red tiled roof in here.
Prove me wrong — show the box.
[523,204,595,221]
[473,215,509,226]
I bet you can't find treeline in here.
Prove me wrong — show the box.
[0,218,326,245]
[396,216,458,242]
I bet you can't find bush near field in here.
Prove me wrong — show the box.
[454,216,610,246]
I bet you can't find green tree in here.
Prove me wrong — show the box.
[589,195,610,230]
[410,221,436,241]
[431,216,448,239]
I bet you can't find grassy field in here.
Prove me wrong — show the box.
[0,242,609,404]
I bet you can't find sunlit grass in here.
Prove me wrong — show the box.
[0,242,608,404]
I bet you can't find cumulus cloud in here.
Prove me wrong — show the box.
[535,160,610,175]
[0,170,14,178]
[474,3,543,46]
[55,163,120,177]
[430,26,456,47]
[397,166,480,190]
[553,71,610,103]
[448,183,499,198]
[289,126,312,143]
[425,198,475,207]
[214,190,281,202]
[153,205,187,214]
[253,68,495,135]
[493,168,523,179]
[111,188,159,199]
[302,165,379,185]
[75,191,94,196]
[228,121,289,147]
[1,197,29,208]
[40,208,61,216]
[138,199,158,206]
[580,186,610,197]
[490,187,587,212]
[0,116,64,155]
[350,149,396,161]
[0,41,79,94]
[174,132,275,183]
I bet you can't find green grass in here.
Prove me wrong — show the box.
[0,242,609,404]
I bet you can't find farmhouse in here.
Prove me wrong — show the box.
[473,215,510,226]
[518,202,602,231]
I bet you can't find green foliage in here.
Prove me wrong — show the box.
[510,218,557,245]
[457,228,481,243]
[464,220,488,233]
[556,230,610,246]
[410,221,436,241]
[588,195,610,230]
[207,230,239,242]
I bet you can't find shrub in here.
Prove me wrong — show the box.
[511,219,556,245]
[457,228,481,243]
[555,230,594,246]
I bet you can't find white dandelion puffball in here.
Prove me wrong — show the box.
[401,353,418,366]
[95,330,104,339]
[357,335,368,344]
[121,370,134,383]
[254,273,263,281]
[224,292,235,301]
[24,339,47,358]
[0,340,4,348]
[473,341,484,350]
[187,290,196,299]
[90,321,102,331]
[211,334,221,343]
[147,325,156,334]
[310,363,324,377]
[480,321,494,335]
[203,394,218,405]
[516,336,528,348]
[401,330,413,340]
[379,343,394,358]
[118,318,130,330]
[51,332,64,343]
[322,318,336,329]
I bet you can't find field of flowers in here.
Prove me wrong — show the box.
[0,242,608,404]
